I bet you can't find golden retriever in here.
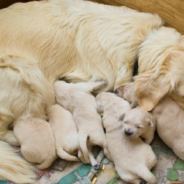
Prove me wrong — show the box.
[0,0,163,182]
[133,27,184,111]
[54,80,110,169]
[96,92,157,184]
[14,117,57,169]
[48,104,80,162]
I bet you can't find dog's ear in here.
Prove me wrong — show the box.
[134,69,171,111]
[119,113,125,121]
[115,86,124,97]
[130,101,139,109]
[96,105,104,114]
[148,120,154,127]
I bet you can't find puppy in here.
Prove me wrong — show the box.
[152,97,184,161]
[54,80,110,169]
[116,82,156,144]
[122,107,156,144]
[14,117,57,169]
[96,92,157,184]
[48,104,80,162]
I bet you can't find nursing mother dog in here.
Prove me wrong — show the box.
[0,0,163,183]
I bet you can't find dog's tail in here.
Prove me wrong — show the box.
[57,148,79,162]
[0,141,37,183]
[78,132,90,163]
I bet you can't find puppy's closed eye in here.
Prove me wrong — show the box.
[137,125,143,129]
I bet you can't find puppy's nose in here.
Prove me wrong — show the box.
[124,130,133,136]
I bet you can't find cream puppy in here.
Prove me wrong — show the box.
[96,92,157,184]
[152,97,184,161]
[48,104,80,162]
[14,117,57,169]
[54,80,109,169]
[122,107,156,144]
[116,82,156,144]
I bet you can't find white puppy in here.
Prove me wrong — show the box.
[14,117,57,169]
[96,92,157,184]
[152,97,184,161]
[48,104,80,162]
[122,107,156,144]
[54,80,110,169]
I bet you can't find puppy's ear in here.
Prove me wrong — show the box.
[115,86,124,97]
[148,121,154,127]
[130,101,139,109]
[119,113,125,121]
[96,105,104,114]
[134,70,170,111]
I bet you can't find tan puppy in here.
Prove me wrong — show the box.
[96,92,157,184]
[152,97,184,161]
[54,80,109,169]
[122,107,156,144]
[14,117,57,169]
[48,104,80,162]
[116,82,156,144]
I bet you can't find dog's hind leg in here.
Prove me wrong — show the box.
[139,167,157,184]
[88,149,101,170]
[57,148,80,162]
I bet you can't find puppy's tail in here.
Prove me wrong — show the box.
[57,148,79,162]
[78,132,90,163]
[0,141,37,183]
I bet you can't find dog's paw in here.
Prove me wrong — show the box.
[93,162,101,170]
[140,180,146,184]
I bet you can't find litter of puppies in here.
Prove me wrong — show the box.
[0,0,184,183]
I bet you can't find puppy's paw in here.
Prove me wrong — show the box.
[140,180,146,184]
[93,162,101,170]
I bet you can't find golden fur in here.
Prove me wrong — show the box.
[54,80,110,169]
[134,27,184,111]
[122,107,156,144]
[152,97,184,161]
[0,0,163,182]
[96,92,157,184]
[0,141,37,183]
[48,104,80,162]
[14,117,57,169]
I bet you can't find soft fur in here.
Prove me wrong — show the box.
[121,107,156,144]
[152,97,184,161]
[0,141,37,183]
[14,117,57,169]
[0,0,163,182]
[134,26,184,111]
[54,80,110,169]
[96,92,157,184]
[48,104,80,162]
[116,82,139,108]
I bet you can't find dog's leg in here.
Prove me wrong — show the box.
[75,81,107,93]
[139,168,157,184]
[88,149,101,170]
[0,121,20,146]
